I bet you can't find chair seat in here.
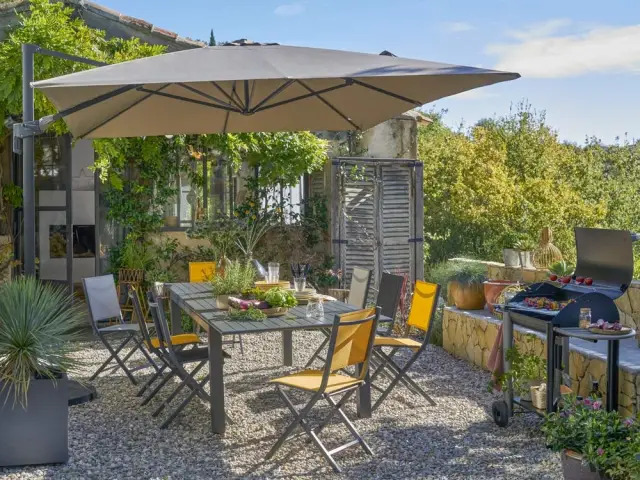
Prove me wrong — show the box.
[147,333,200,349]
[98,323,141,333]
[374,336,421,350]
[270,369,362,393]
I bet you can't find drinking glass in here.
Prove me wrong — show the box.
[306,299,324,319]
[268,262,280,283]
[293,277,306,292]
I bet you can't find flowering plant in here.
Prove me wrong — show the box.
[541,395,640,479]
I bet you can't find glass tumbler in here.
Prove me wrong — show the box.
[306,299,324,319]
[268,262,280,283]
[293,277,306,292]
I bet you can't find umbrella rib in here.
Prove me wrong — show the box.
[250,79,295,112]
[177,83,242,112]
[43,84,139,125]
[137,87,238,113]
[78,84,172,138]
[348,78,422,106]
[210,81,244,111]
[252,81,351,114]
[296,80,360,130]
[244,80,250,112]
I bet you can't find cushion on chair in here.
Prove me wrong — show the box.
[147,333,201,349]
[270,369,362,393]
[374,336,421,350]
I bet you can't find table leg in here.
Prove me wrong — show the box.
[282,330,293,366]
[502,311,513,417]
[546,323,556,413]
[356,362,372,419]
[209,326,226,434]
[170,296,182,335]
[606,340,620,412]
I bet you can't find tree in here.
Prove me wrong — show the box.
[209,29,216,46]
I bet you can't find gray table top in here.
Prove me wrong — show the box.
[169,282,387,335]
[554,326,637,342]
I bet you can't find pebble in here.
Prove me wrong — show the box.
[0,331,562,479]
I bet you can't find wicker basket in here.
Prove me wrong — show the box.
[531,384,573,410]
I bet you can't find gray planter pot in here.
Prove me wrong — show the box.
[502,248,520,267]
[0,374,69,467]
[560,450,603,480]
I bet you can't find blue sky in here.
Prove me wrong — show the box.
[98,0,640,144]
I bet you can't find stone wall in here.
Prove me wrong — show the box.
[443,307,639,418]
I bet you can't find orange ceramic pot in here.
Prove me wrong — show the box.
[483,280,515,313]
[449,281,486,310]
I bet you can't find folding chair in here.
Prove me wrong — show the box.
[147,292,231,429]
[370,280,440,412]
[128,288,201,399]
[304,267,372,368]
[373,272,405,336]
[188,261,216,282]
[266,307,381,473]
[82,275,156,386]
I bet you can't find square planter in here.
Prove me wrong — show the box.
[0,375,69,467]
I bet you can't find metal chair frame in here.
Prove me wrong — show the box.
[147,291,231,429]
[82,275,156,386]
[369,281,441,412]
[266,307,381,473]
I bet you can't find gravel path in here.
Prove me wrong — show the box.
[1,330,562,480]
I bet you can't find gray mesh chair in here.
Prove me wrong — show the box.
[129,289,201,399]
[305,267,373,369]
[347,267,372,308]
[374,273,405,335]
[147,292,231,429]
[82,275,156,386]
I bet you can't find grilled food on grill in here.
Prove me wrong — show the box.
[522,297,573,311]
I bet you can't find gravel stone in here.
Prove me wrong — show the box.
[0,331,563,479]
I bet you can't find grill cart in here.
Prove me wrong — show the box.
[492,228,638,427]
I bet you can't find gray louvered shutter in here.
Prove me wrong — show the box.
[380,166,412,279]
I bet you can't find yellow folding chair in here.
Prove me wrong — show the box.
[369,280,440,411]
[265,307,381,473]
[188,261,216,282]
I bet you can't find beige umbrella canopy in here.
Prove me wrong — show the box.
[33,44,520,139]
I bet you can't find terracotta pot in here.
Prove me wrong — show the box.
[483,280,514,313]
[449,281,486,310]
[561,450,603,480]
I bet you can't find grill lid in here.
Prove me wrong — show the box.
[574,227,633,288]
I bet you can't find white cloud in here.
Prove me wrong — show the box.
[274,3,305,16]
[443,21,474,33]
[486,19,640,78]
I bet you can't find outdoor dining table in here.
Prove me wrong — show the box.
[168,282,387,434]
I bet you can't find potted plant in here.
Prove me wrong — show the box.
[514,236,536,269]
[444,261,487,310]
[0,277,84,467]
[210,260,256,309]
[502,232,521,267]
[263,287,298,315]
[505,344,546,401]
[542,396,640,480]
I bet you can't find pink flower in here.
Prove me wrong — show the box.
[583,398,593,406]
[592,401,602,410]
[597,448,604,456]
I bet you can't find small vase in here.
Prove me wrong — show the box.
[215,294,230,310]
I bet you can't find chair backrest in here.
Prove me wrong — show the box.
[376,272,405,320]
[82,275,123,326]
[347,267,372,308]
[406,280,440,336]
[189,262,216,282]
[147,290,177,360]
[129,287,155,350]
[323,307,380,389]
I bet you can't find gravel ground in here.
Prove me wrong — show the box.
[1,330,563,480]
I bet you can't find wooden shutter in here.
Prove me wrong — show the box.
[380,166,412,278]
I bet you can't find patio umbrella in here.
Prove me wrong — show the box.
[32,45,519,139]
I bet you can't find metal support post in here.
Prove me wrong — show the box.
[22,44,36,276]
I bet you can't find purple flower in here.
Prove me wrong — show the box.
[592,401,602,410]
[624,418,635,426]
[560,411,568,418]
[597,448,604,456]
[583,398,593,406]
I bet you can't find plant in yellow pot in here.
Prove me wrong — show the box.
[442,261,487,310]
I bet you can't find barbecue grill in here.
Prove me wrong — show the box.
[492,227,637,427]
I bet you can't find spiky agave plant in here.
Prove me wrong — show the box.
[0,277,85,407]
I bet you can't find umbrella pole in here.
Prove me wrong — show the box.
[22,43,36,276]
